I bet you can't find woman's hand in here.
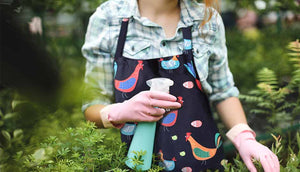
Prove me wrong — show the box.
[233,131,280,172]
[107,91,181,124]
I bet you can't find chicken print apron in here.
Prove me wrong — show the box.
[114,18,224,171]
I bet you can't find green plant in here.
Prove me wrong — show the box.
[0,90,26,172]
[22,122,166,172]
[128,150,146,170]
[240,67,295,131]
[227,27,299,93]
[287,39,300,96]
[23,122,128,171]
[239,39,300,133]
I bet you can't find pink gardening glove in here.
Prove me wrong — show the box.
[233,131,280,172]
[107,91,181,124]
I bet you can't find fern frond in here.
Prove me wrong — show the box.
[256,68,278,89]
[277,103,296,112]
[289,69,300,87]
[239,94,263,103]
[257,101,275,109]
[287,40,300,89]
[250,109,270,115]
[288,53,300,57]
[272,88,291,103]
[287,39,300,54]
[289,57,300,68]
[257,83,276,93]
[268,112,292,125]
[248,89,273,99]
[288,39,300,69]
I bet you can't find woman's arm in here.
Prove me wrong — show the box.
[84,104,106,128]
[215,97,247,129]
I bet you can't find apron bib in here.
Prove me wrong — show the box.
[113,18,224,171]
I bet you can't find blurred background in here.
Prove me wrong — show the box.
[0,0,299,171]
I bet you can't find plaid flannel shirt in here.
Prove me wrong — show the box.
[81,0,239,112]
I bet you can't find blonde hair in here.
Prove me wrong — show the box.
[201,0,219,27]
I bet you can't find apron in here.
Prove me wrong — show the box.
[114,18,224,171]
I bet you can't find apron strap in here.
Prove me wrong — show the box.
[182,26,192,40]
[115,18,130,59]
[181,26,193,56]
[181,26,193,57]
[182,26,202,81]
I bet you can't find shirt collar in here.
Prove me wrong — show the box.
[118,0,205,24]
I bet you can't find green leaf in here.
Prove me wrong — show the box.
[71,152,80,158]
[13,129,23,139]
[11,100,25,111]
[14,151,23,161]
[3,113,17,120]
[1,130,11,142]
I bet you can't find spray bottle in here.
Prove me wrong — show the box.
[125,78,174,171]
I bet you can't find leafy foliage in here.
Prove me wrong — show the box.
[21,122,165,172]
[0,90,26,172]
[287,40,300,90]
[239,40,300,133]
[227,27,299,93]
[23,122,128,171]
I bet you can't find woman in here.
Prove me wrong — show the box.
[81,0,279,171]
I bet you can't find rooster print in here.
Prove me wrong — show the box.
[114,60,143,92]
[185,132,222,161]
[160,55,180,70]
[158,150,176,171]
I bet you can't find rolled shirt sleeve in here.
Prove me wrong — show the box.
[81,5,115,113]
[206,12,239,105]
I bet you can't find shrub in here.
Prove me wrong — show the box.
[22,122,164,172]
[239,40,300,133]
[227,27,299,93]
[23,122,128,171]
